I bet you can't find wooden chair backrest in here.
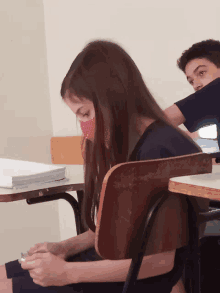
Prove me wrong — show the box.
[50,136,84,165]
[95,153,212,260]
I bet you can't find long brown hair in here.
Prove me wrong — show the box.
[61,40,200,231]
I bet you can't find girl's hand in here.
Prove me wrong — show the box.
[27,242,67,260]
[21,252,75,287]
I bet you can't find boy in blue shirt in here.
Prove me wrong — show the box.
[164,39,220,140]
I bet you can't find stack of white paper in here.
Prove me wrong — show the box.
[0,158,66,188]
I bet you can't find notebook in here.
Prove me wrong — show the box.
[0,158,66,188]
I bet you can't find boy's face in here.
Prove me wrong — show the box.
[185,58,220,91]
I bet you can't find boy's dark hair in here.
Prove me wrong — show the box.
[177,39,220,72]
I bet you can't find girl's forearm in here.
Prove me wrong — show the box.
[66,258,132,283]
[66,251,175,283]
[60,229,95,257]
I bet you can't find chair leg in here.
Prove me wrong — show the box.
[76,190,87,233]
[185,197,201,293]
[122,193,169,293]
[26,192,83,235]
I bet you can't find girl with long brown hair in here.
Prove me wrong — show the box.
[1,40,203,293]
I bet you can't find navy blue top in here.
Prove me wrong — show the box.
[129,119,201,161]
[128,119,202,291]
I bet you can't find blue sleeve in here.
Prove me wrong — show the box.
[175,78,220,132]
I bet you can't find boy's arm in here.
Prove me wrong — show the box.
[164,104,186,126]
[164,105,217,164]
[164,104,199,140]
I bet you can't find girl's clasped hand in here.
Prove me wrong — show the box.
[20,252,74,287]
[19,242,75,287]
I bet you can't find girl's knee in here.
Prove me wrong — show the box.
[171,278,186,293]
[0,278,13,293]
[0,264,8,281]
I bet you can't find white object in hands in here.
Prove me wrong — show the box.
[19,252,28,263]
[0,158,66,188]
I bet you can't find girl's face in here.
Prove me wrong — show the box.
[64,90,110,146]
[64,91,95,140]
[64,91,95,122]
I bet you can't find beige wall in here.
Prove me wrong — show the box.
[0,0,60,265]
[43,0,220,133]
[0,0,53,163]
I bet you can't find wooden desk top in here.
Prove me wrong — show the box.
[0,165,84,202]
[169,165,220,201]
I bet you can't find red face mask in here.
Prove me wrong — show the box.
[80,117,95,141]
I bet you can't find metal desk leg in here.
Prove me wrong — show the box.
[76,190,86,233]
[26,192,82,235]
